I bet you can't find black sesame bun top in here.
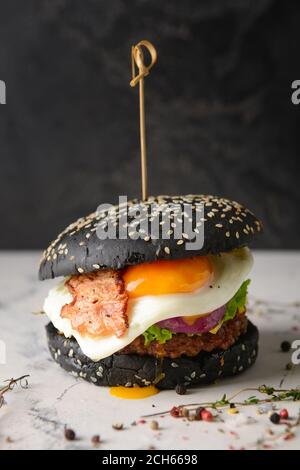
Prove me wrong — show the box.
[39,195,262,280]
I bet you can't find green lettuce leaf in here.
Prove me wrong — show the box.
[143,325,173,346]
[223,279,250,322]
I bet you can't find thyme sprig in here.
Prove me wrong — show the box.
[142,385,300,418]
[0,375,30,408]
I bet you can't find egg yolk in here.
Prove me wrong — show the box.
[110,385,159,400]
[123,256,213,298]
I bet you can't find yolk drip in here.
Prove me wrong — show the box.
[123,256,213,298]
[110,385,159,399]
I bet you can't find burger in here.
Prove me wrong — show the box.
[39,195,262,390]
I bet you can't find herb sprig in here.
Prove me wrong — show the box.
[142,384,300,418]
[0,375,30,408]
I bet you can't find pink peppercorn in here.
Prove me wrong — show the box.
[170,406,180,417]
[279,408,289,420]
[201,409,213,422]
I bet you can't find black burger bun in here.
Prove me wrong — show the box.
[46,321,259,390]
[39,195,262,280]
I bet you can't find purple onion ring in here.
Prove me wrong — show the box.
[157,305,226,334]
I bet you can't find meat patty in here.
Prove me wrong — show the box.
[121,313,248,358]
[61,270,128,338]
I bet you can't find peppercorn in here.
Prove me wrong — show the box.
[150,420,159,430]
[170,406,180,417]
[195,407,204,420]
[201,409,213,422]
[281,341,291,352]
[175,383,187,395]
[270,412,280,424]
[230,403,236,408]
[286,362,293,370]
[112,422,124,430]
[227,408,239,415]
[279,408,289,420]
[91,435,101,445]
[64,427,76,441]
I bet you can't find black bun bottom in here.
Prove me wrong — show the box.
[46,321,259,390]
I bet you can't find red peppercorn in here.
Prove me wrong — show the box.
[200,409,213,422]
[279,408,289,420]
[170,406,180,417]
[91,435,101,445]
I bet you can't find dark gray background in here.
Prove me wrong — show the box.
[0,0,300,249]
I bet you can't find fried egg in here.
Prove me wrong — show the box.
[43,247,253,361]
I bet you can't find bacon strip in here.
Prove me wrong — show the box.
[61,270,128,338]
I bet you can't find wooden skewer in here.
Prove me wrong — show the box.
[130,40,157,201]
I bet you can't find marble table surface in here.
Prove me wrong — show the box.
[0,250,300,450]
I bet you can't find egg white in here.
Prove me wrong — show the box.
[43,247,253,361]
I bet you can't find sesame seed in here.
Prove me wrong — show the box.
[164,246,170,255]
[225,231,230,237]
[93,264,100,269]
[77,267,84,273]
[177,240,184,245]
[236,232,240,239]
[68,349,74,358]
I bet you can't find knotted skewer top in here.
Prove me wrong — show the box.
[130,40,157,88]
[130,40,157,201]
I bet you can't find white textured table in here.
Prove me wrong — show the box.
[0,251,300,450]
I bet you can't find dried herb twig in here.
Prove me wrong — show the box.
[141,384,300,418]
[0,375,30,408]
